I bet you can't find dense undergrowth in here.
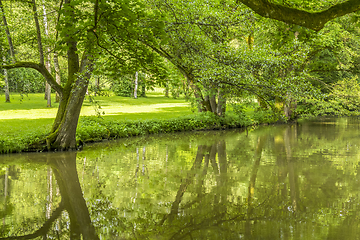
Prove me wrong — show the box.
[0,108,277,154]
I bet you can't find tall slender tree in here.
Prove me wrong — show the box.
[42,0,52,107]
[0,0,16,102]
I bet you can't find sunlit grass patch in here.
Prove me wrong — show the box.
[0,92,192,138]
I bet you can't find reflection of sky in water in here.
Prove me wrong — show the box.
[1,117,360,239]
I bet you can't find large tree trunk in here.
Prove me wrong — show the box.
[2,0,95,151]
[46,0,95,150]
[49,53,93,150]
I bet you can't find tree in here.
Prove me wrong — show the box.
[0,0,16,102]
[143,0,252,115]
[1,0,164,150]
[41,0,52,107]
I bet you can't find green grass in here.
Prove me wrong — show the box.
[0,92,193,138]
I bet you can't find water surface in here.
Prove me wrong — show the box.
[1,117,360,239]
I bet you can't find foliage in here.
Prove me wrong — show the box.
[111,73,146,97]
[75,105,281,145]
[8,68,45,93]
[295,76,360,119]
[331,76,360,110]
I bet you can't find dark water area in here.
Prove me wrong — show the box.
[1,117,360,239]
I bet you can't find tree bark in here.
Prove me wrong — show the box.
[217,89,226,116]
[32,0,50,108]
[32,0,44,65]
[134,71,138,99]
[0,0,96,151]
[54,52,61,102]
[2,55,10,102]
[238,0,360,31]
[0,0,16,62]
[42,0,51,107]
[165,82,169,97]
[50,52,94,150]
[186,74,209,112]
[140,77,146,97]
[0,0,16,102]
[209,94,217,113]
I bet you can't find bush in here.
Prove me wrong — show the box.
[0,132,47,154]
[75,111,254,144]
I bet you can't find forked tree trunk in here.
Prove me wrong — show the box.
[45,0,96,150]
[48,52,93,150]
[2,0,95,151]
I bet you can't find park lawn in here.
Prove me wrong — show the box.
[0,92,193,138]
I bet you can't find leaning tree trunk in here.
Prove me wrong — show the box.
[48,51,93,150]
[2,0,95,151]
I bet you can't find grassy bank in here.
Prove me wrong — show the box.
[0,92,275,153]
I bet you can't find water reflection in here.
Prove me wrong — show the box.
[0,153,99,240]
[1,117,360,239]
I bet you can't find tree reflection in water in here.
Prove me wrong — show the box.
[0,152,99,240]
[2,118,360,239]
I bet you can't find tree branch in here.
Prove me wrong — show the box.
[0,201,65,240]
[238,0,360,31]
[1,62,63,96]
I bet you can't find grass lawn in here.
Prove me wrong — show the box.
[0,92,193,138]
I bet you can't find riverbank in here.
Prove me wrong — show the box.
[0,93,276,153]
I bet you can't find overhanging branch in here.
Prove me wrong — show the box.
[1,62,63,96]
[238,0,360,31]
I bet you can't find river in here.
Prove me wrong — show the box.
[1,117,360,239]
